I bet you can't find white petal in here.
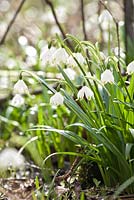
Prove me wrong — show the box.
[11,94,24,107]
[114,47,125,58]
[40,46,57,65]
[99,10,112,24]
[77,86,93,100]
[50,92,64,106]
[127,61,134,74]
[101,69,114,84]
[67,53,85,67]
[52,48,68,65]
[13,79,29,94]
[100,51,106,60]
[0,148,25,170]
[62,68,76,80]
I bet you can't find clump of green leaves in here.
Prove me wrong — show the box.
[12,34,134,195]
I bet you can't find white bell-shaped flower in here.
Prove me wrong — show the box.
[50,92,64,106]
[0,148,25,170]
[61,68,76,80]
[99,10,113,30]
[114,47,125,59]
[127,61,134,75]
[99,10,112,24]
[77,86,94,100]
[99,51,106,60]
[101,69,114,84]
[11,94,25,107]
[67,53,85,67]
[13,79,29,94]
[40,46,57,66]
[52,47,69,65]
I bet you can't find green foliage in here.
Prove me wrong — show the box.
[20,35,134,194]
[1,33,134,196]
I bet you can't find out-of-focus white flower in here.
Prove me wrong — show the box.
[114,47,125,59]
[6,58,16,69]
[129,128,134,138]
[56,6,67,23]
[59,68,76,80]
[67,53,85,67]
[0,0,10,12]
[127,61,134,74]
[40,46,57,66]
[103,31,111,42]
[74,53,85,65]
[99,10,113,30]
[13,79,29,95]
[50,92,64,106]
[0,76,9,88]
[99,10,112,24]
[101,69,114,84]
[119,21,124,27]
[26,56,37,67]
[77,86,94,100]
[55,186,69,197]
[11,94,25,107]
[25,45,37,57]
[18,35,28,46]
[52,47,69,65]
[99,51,106,60]
[0,148,25,170]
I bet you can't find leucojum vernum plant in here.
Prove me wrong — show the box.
[12,34,134,196]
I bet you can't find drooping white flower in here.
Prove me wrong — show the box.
[59,68,76,80]
[50,92,64,106]
[13,79,29,94]
[127,61,134,75]
[67,55,76,66]
[0,148,25,170]
[99,10,112,24]
[77,86,94,100]
[52,47,69,65]
[67,53,85,67]
[114,47,125,59]
[99,10,113,30]
[99,51,106,60]
[11,94,25,107]
[40,46,57,66]
[101,69,114,84]
[74,53,85,65]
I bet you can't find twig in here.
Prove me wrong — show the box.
[98,1,104,49]
[0,0,26,45]
[80,0,91,63]
[55,157,80,182]
[99,0,120,70]
[44,0,73,49]
[80,0,88,41]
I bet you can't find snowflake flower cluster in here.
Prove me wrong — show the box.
[12,46,134,108]
[40,46,85,67]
